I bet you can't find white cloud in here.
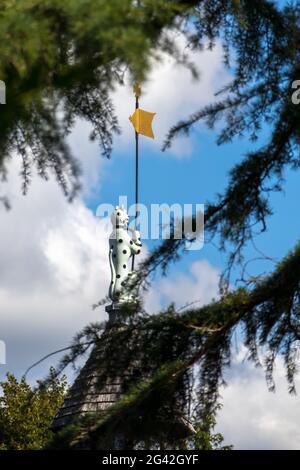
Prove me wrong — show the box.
[217,348,300,449]
[144,259,220,313]
[68,118,107,199]
[0,158,110,383]
[113,33,230,158]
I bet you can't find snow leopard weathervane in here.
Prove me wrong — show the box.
[105,84,156,322]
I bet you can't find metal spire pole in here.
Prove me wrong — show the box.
[132,84,141,271]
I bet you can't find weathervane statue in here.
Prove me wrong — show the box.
[106,84,156,320]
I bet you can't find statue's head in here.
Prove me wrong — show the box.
[111,205,129,229]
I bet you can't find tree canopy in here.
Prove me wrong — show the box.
[0,369,67,450]
[0,0,192,203]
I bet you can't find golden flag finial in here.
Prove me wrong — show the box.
[133,83,141,98]
[129,108,156,139]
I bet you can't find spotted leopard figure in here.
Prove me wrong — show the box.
[108,206,142,303]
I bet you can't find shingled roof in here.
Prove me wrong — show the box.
[52,324,133,430]
[52,308,195,448]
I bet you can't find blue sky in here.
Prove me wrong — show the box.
[86,92,300,289]
[83,0,298,285]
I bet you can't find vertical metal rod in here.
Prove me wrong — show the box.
[132,93,139,271]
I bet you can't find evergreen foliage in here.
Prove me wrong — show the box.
[162,0,300,281]
[47,241,300,448]
[0,0,189,200]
